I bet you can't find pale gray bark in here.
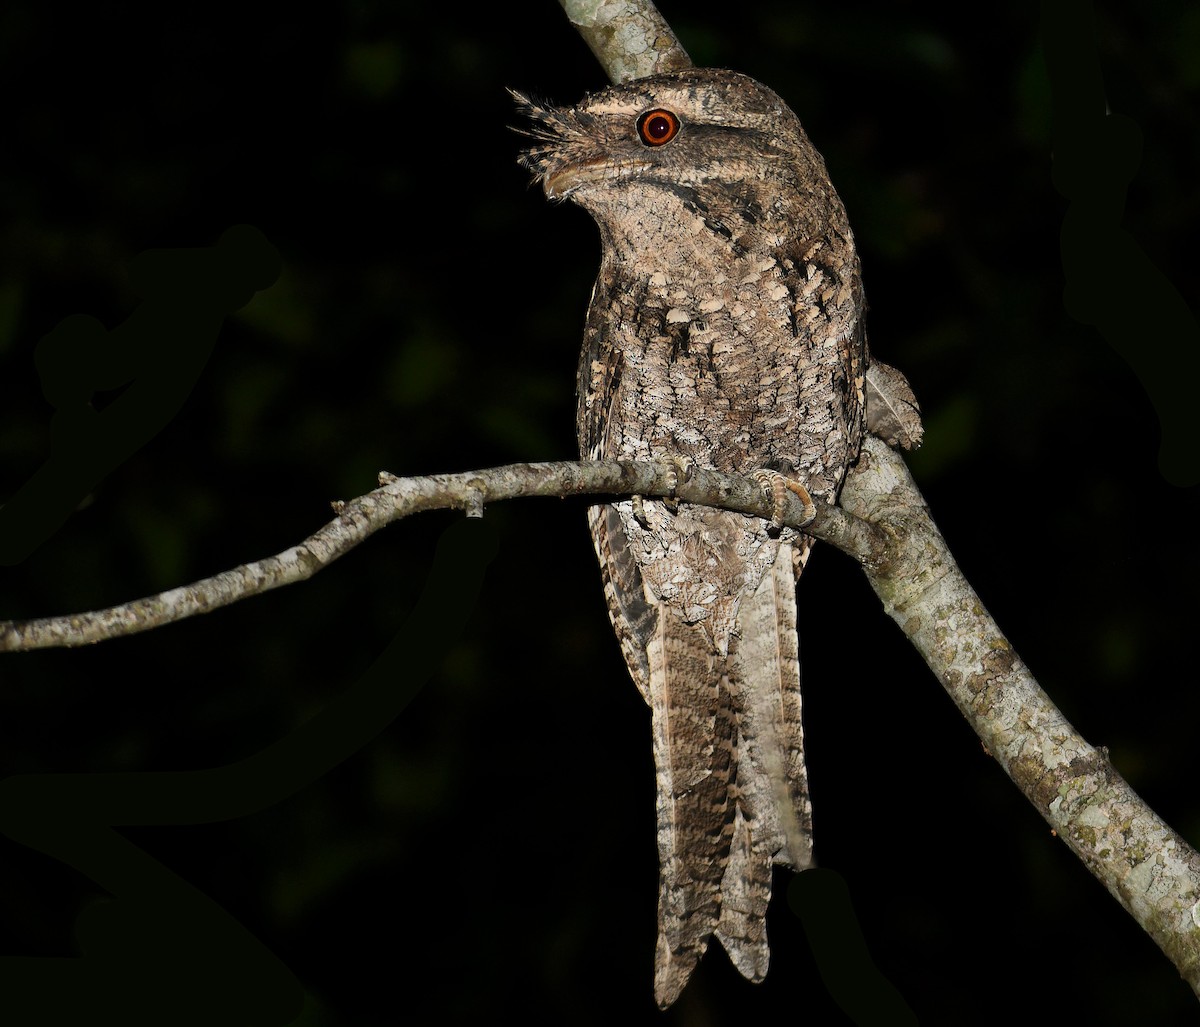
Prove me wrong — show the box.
[558,0,690,82]
[842,437,1200,998]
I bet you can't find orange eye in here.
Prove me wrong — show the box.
[637,108,680,146]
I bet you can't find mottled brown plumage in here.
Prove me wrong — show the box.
[515,67,868,1007]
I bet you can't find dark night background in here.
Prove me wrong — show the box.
[1,1,1197,1024]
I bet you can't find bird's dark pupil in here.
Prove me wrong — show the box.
[648,116,670,138]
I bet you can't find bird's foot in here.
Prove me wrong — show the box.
[639,456,694,519]
[751,468,815,530]
[663,456,694,504]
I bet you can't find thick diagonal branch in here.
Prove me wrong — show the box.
[840,437,1200,998]
[558,0,690,82]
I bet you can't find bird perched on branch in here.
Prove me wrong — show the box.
[516,67,873,1007]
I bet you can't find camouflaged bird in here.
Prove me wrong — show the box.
[515,67,869,1008]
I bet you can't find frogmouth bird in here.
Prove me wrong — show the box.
[516,67,869,1008]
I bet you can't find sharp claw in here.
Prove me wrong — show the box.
[751,469,815,529]
[632,493,650,527]
[664,455,694,502]
[654,456,695,516]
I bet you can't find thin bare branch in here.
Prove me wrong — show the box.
[0,460,883,653]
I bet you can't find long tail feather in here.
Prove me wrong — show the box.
[716,543,814,980]
[649,608,737,1008]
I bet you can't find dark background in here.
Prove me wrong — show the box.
[1,1,1197,1023]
